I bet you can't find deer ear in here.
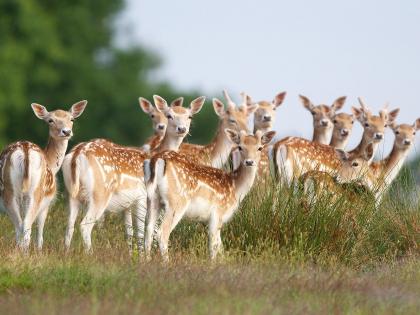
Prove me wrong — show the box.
[331,96,346,112]
[387,108,400,125]
[225,128,240,145]
[352,107,364,123]
[261,130,276,145]
[31,103,49,120]
[414,118,420,131]
[190,96,206,115]
[336,149,349,161]
[170,97,184,107]
[70,100,88,119]
[273,91,286,107]
[139,97,153,114]
[299,95,313,111]
[212,98,225,117]
[246,103,258,116]
[153,95,169,113]
[364,143,374,161]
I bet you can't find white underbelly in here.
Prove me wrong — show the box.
[107,188,146,212]
[184,197,216,221]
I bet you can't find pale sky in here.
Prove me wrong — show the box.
[116,0,420,158]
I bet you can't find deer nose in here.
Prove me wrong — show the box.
[62,129,72,137]
[244,159,255,167]
[374,133,383,140]
[263,115,272,122]
[320,119,329,127]
[177,126,187,134]
[403,139,412,146]
[157,124,165,130]
[341,129,349,136]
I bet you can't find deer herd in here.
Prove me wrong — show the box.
[0,91,418,261]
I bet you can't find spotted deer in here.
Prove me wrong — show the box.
[139,97,171,152]
[301,143,374,204]
[330,112,355,150]
[143,129,276,261]
[362,118,420,202]
[300,95,347,145]
[62,95,205,252]
[178,91,257,168]
[273,99,400,184]
[0,101,87,250]
[243,91,287,182]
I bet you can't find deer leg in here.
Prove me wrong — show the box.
[209,214,223,260]
[133,198,147,253]
[65,197,80,250]
[36,198,52,250]
[80,197,108,253]
[157,203,186,263]
[21,196,41,251]
[144,195,159,259]
[5,197,23,245]
[124,209,134,255]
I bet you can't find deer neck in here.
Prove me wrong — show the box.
[370,144,410,186]
[329,133,348,150]
[232,163,258,202]
[44,137,69,175]
[208,123,234,168]
[312,127,332,145]
[156,133,184,153]
[350,132,379,162]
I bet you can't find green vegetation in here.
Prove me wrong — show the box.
[0,180,419,314]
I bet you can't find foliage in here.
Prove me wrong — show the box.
[0,0,218,149]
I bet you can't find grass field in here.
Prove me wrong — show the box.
[0,176,419,314]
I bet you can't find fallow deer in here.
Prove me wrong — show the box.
[62,95,205,252]
[139,97,170,152]
[330,112,355,150]
[300,95,347,145]
[0,101,87,250]
[362,118,420,202]
[178,91,257,168]
[273,99,400,184]
[143,129,276,261]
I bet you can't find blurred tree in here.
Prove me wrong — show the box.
[0,0,217,149]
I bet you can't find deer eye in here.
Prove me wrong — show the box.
[351,121,354,124]
[395,131,400,135]
[238,146,243,151]
[48,119,54,124]
[364,123,369,127]
[166,114,173,120]
[311,112,315,116]
[229,119,237,124]
[352,162,359,167]
[258,147,263,151]
[150,114,155,118]
[384,124,387,128]
[70,118,74,122]
[333,119,337,124]
[188,116,192,119]
[413,132,416,136]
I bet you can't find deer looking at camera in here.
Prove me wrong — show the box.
[143,129,276,261]
[178,91,256,168]
[273,98,400,184]
[0,101,87,250]
[300,95,347,145]
[139,98,169,152]
[62,95,205,253]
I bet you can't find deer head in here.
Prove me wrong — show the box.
[31,100,88,140]
[353,98,400,143]
[139,97,168,137]
[336,143,374,182]
[330,112,355,148]
[246,91,287,132]
[390,118,420,150]
[153,95,205,138]
[225,129,276,167]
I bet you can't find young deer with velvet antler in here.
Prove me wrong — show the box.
[300,95,347,145]
[143,129,276,261]
[0,101,87,250]
[62,95,205,252]
[178,91,256,168]
[273,98,399,184]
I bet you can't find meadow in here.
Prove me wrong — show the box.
[0,174,419,315]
